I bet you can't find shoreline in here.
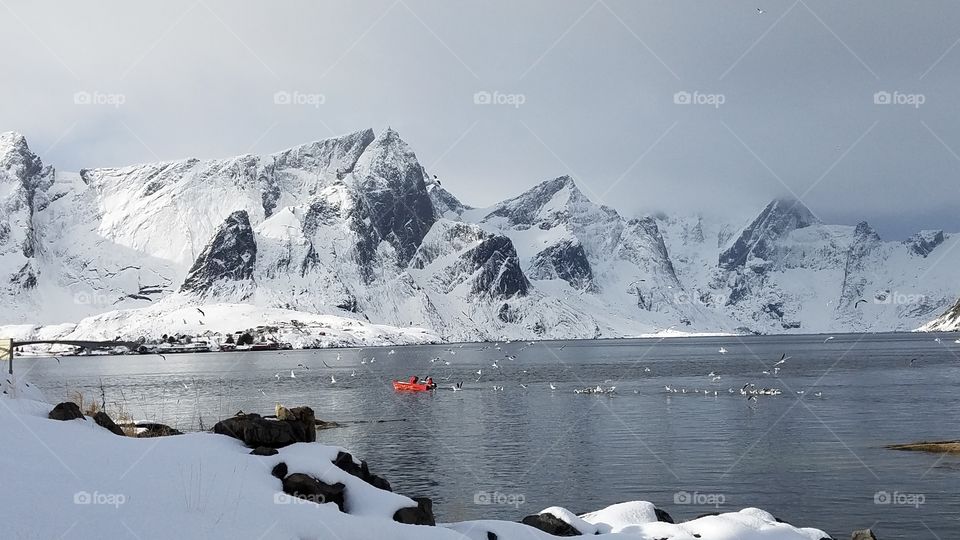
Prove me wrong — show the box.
[2,375,875,539]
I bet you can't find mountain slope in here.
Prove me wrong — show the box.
[0,128,956,343]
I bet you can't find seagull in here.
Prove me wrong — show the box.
[774,353,790,366]
[322,360,332,369]
[934,337,942,343]
[274,373,281,381]
[756,7,765,14]
[297,363,310,370]
[388,349,396,355]
[549,382,557,390]
[855,299,868,309]
[452,382,462,391]
[157,353,167,361]
[290,370,296,379]
[351,370,356,377]
[330,375,337,384]
[181,382,189,390]
[823,336,835,343]
[719,347,728,354]
[519,383,528,389]
[258,389,267,396]
[197,308,205,317]
[644,367,651,372]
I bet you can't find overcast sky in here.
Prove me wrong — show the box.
[2,0,959,239]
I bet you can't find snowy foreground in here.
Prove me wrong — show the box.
[0,378,837,540]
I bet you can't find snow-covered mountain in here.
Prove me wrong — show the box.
[1,128,957,344]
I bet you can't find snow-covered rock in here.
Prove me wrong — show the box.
[0,385,839,539]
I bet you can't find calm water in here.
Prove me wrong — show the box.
[19,332,960,539]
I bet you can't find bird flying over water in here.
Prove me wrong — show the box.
[719,347,728,354]
[197,308,205,317]
[823,336,835,343]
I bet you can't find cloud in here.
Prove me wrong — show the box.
[1,0,958,239]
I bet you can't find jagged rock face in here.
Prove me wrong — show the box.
[906,229,945,257]
[180,210,256,296]
[837,221,882,310]
[528,239,594,290]
[468,234,529,298]
[427,183,469,219]
[0,133,54,293]
[353,129,436,265]
[411,220,529,299]
[719,198,818,270]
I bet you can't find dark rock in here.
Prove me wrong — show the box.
[906,230,944,257]
[528,239,595,291]
[213,410,315,448]
[281,473,345,512]
[332,451,392,492]
[354,128,436,265]
[654,507,674,523]
[393,496,436,526]
[180,210,257,295]
[48,402,84,421]
[469,234,529,298]
[520,513,582,536]
[136,423,183,438]
[851,529,878,540]
[92,411,125,436]
[250,446,278,456]
[271,462,288,480]
[719,198,818,270]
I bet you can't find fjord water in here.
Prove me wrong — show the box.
[22,333,960,539]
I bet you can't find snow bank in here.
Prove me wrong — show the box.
[0,302,440,351]
[0,379,835,539]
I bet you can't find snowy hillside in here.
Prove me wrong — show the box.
[0,128,957,343]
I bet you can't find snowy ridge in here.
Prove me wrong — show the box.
[0,128,957,342]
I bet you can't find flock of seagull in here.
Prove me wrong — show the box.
[253,333,960,400]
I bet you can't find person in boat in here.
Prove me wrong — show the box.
[409,375,419,384]
[425,376,435,389]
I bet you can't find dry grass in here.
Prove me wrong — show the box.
[886,441,960,454]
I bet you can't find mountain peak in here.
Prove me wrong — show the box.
[719,197,820,270]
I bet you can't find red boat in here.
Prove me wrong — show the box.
[392,380,435,392]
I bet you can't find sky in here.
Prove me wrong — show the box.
[1,0,959,239]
